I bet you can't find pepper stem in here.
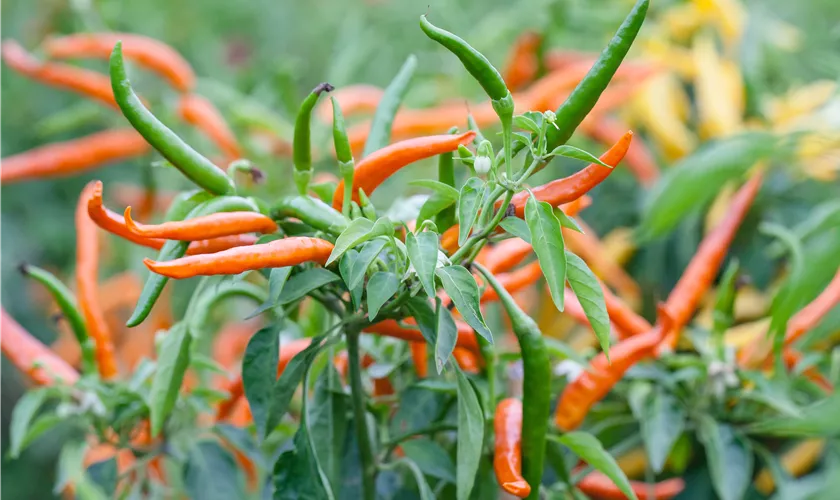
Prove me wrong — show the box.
[347,328,377,500]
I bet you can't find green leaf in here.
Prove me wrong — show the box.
[247,267,292,319]
[366,272,399,320]
[455,368,484,500]
[405,297,438,345]
[499,217,532,244]
[746,391,840,437]
[340,249,363,308]
[436,265,492,342]
[514,115,541,134]
[242,324,279,439]
[627,383,685,473]
[277,268,341,304]
[697,417,753,500]
[9,388,49,458]
[328,217,392,265]
[18,414,65,453]
[396,459,436,500]
[54,440,88,494]
[86,457,118,497]
[457,178,486,246]
[407,231,441,298]
[401,439,457,483]
[266,333,336,436]
[345,239,387,291]
[554,207,583,232]
[390,385,447,438]
[214,423,267,470]
[639,132,774,239]
[565,251,610,356]
[435,298,458,373]
[364,54,418,157]
[761,222,807,360]
[149,324,192,436]
[559,431,637,500]
[309,363,348,496]
[525,194,566,311]
[183,441,243,500]
[273,422,331,499]
[409,179,460,200]
[418,194,457,226]
[547,144,612,167]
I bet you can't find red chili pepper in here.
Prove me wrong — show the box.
[555,305,674,431]
[2,40,121,109]
[77,182,119,378]
[43,33,196,92]
[0,308,80,386]
[410,342,428,378]
[364,319,480,352]
[453,347,482,373]
[1,130,150,184]
[502,32,543,91]
[331,131,476,209]
[602,285,651,339]
[658,171,764,353]
[577,471,685,500]
[177,94,242,160]
[480,261,543,303]
[494,398,531,498]
[582,116,659,186]
[124,206,277,241]
[483,239,535,274]
[143,236,334,279]
[87,181,259,255]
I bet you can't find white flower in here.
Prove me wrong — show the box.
[474,155,492,175]
[554,360,584,382]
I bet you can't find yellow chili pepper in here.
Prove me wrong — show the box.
[754,439,825,495]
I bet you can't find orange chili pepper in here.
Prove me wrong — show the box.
[143,236,333,279]
[410,342,428,378]
[564,219,641,304]
[1,40,123,109]
[783,349,833,393]
[602,285,651,339]
[364,319,480,352]
[43,33,196,92]
[124,206,277,241]
[331,131,476,209]
[480,261,543,303]
[577,472,685,500]
[333,351,394,397]
[483,239,535,274]
[555,305,674,431]
[659,171,764,353]
[494,398,531,498]
[0,308,80,386]
[77,182,119,379]
[316,84,384,121]
[87,181,259,255]
[503,32,543,91]
[0,129,150,184]
[453,346,481,373]
[582,116,659,186]
[177,94,242,160]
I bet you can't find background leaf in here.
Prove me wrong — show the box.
[436,265,492,342]
[558,431,637,500]
[407,231,440,298]
[697,417,753,500]
[435,298,458,373]
[183,441,243,500]
[455,368,484,500]
[242,324,279,439]
[366,271,400,320]
[149,324,192,436]
[565,251,611,356]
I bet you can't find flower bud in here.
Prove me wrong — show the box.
[474,155,492,175]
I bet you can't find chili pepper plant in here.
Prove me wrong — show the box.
[3,0,840,499]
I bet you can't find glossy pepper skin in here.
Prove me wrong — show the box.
[44,33,196,92]
[1,308,80,386]
[494,398,532,498]
[293,82,334,194]
[577,472,685,500]
[658,171,764,353]
[1,40,121,109]
[271,195,349,236]
[110,42,234,195]
[0,129,150,184]
[77,182,119,378]
[555,305,674,431]
[331,131,476,210]
[124,207,278,241]
[144,237,334,279]
[546,0,649,150]
[475,263,550,500]
[19,263,96,374]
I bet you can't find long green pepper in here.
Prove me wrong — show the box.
[19,263,96,374]
[109,42,235,196]
[474,263,550,500]
[546,0,649,150]
[331,96,356,216]
[362,54,417,158]
[434,127,458,231]
[293,82,334,195]
[126,195,260,327]
[419,16,514,176]
[270,195,349,236]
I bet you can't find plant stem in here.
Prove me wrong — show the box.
[347,329,377,500]
[450,190,514,263]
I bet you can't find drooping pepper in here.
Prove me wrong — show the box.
[494,398,531,498]
[1,308,80,386]
[293,82,334,194]
[124,207,277,240]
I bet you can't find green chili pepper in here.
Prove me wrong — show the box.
[187,280,268,338]
[419,15,514,176]
[270,195,349,236]
[467,113,486,145]
[331,97,356,216]
[358,189,377,221]
[363,54,417,157]
[435,127,458,231]
[126,195,260,327]
[19,263,96,374]
[350,201,362,220]
[109,42,235,196]
[546,0,649,150]
[474,263,550,500]
[293,82,334,195]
